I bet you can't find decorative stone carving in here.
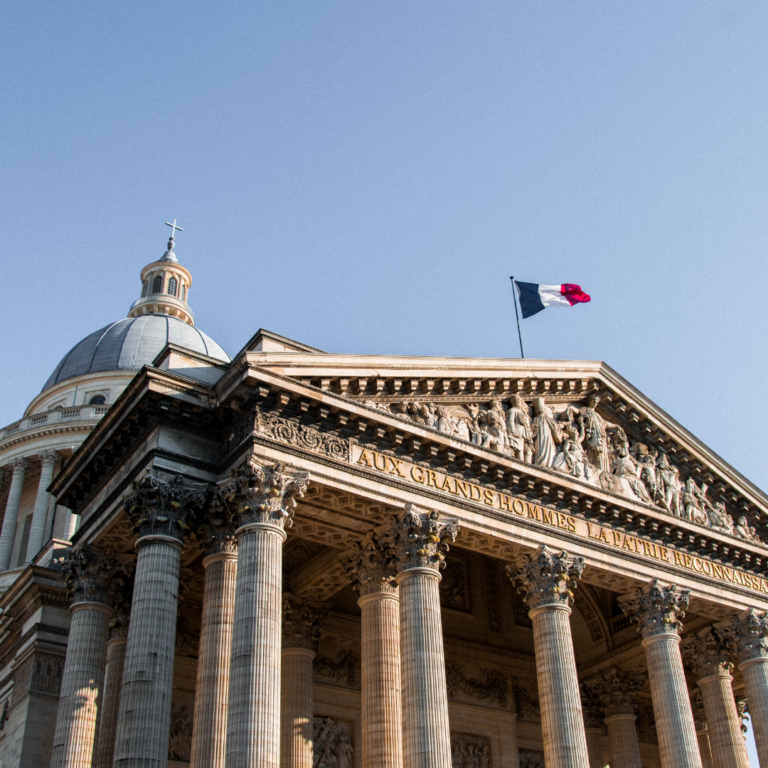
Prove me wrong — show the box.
[587,668,645,717]
[519,749,546,768]
[683,627,734,679]
[123,469,208,542]
[60,544,128,606]
[580,682,604,728]
[691,688,707,730]
[168,702,192,761]
[385,503,459,573]
[451,732,491,768]
[217,457,309,530]
[507,544,584,611]
[196,496,237,555]
[340,530,397,596]
[440,556,470,611]
[723,608,768,661]
[735,696,748,736]
[445,660,508,708]
[312,716,354,768]
[618,579,690,638]
[256,408,348,460]
[514,684,541,721]
[282,593,326,650]
[314,650,358,687]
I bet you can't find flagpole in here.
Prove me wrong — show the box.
[509,276,525,359]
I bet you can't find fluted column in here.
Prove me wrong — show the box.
[581,684,605,768]
[0,458,27,571]
[93,592,131,768]
[190,515,238,768]
[387,504,458,768]
[281,594,325,768]
[691,690,714,768]
[620,581,702,768]
[222,459,309,768]
[342,531,403,768]
[112,469,207,768]
[584,729,604,768]
[49,545,116,768]
[507,545,589,768]
[26,450,57,562]
[683,627,749,768]
[727,609,768,768]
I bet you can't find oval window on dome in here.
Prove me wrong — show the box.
[168,277,178,297]
[152,275,163,293]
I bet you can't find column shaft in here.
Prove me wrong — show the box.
[54,505,78,541]
[697,675,749,768]
[93,637,127,768]
[696,731,714,768]
[0,460,26,571]
[226,524,285,768]
[398,568,451,768]
[740,658,768,768]
[643,635,702,768]
[112,536,182,768]
[49,603,112,768]
[281,648,315,768]
[584,728,604,768]
[359,591,403,768]
[605,714,643,768]
[26,453,56,561]
[190,553,237,768]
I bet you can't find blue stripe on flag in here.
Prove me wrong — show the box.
[515,281,545,318]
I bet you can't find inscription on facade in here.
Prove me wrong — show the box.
[353,445,768,596]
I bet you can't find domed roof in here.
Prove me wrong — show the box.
[42,314,230,392]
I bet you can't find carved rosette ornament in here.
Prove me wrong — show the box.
[724,608,768,662]
[60,544,120,606]
[619,579,690,638]
[217,458,309,532]
[123,469,208,542]
[506,544,585,611]
[340,530,398,596]
[683,627,735,679]
[282,593,326,650]
[384,503,459,574]
[591,668,645,717]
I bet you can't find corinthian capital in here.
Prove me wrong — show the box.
[580,683,604,729]
[723,608,768,663]
[282,593,327,650]
[9,457,27,474]
[341,530,398,596]
[384,503,459,574]
[683,627,735,679]
[196,496,238,556]
[38,450,57,469]
[124,469,208,542]
[589,668,645,718]
[619,579,689,639]
[218,458,308,532]
[506,545,584,611]
[60,544,130,607]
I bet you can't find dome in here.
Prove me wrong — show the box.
[42,314,230,392]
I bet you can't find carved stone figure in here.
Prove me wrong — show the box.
[507,394,533,462]
[168,703,192,761]
[612,441,651,502]
[482,401,508,454]
[451,732,491,768]
[575,393,611,472]
[531,398,562,468]
[734,515,758,541]
[554,425,590,480]
[656,454,682,517]
[708,501,734,534]
[312,716,354,768]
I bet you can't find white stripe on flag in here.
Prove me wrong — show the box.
[538,284,570,308]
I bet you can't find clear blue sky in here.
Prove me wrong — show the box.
[1,4,765,759]
[2,4,767,483]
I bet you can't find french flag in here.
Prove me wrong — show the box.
[515,280,591,319]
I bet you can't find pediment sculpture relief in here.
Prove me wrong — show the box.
[363,394,761,543]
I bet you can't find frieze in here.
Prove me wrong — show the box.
[356,394,762,543]
[256,408,347,461]
[352,445,768,598]
[313,650,358,688]
[445,660,508,708]
[451,732,492,768]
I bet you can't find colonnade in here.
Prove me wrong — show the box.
[0,450,78,571]
[46,462,768,768]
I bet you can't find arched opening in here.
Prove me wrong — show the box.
[168,277,178,297]
[153,275,163,293]
[88,395,107,406]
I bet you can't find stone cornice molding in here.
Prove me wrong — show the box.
[282,593,328,650]
[722,608,768,662]
[619,579,690,638]
[383,502,459,574]
[340,530,398,596]
[123,468,208,543]
[217,456,308,533]
[683,626,734,679]
[507,544,584,611]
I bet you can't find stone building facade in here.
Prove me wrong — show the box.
[1,235,768,768]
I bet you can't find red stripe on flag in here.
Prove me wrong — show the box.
[560,284,591,306]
